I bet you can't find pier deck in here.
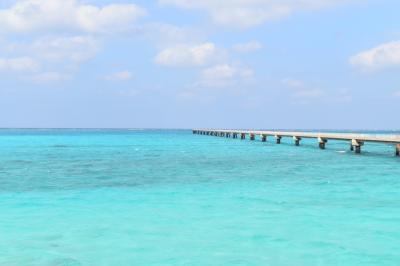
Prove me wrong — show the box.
[193,129,400,156]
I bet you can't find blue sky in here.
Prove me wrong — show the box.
[0,0,399,129]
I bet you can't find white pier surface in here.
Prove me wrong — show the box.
[193,129,400,156]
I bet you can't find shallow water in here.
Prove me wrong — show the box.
[0,129,399,265]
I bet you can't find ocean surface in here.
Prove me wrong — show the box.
[0,129,400,266]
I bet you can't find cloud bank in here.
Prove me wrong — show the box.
[155,42,222,67]
[199,64,254,87]
[159,0,352,28]
[0,57,38,72]
[0,0,146,34]
[104,71,133,81]
[233,41,263,53]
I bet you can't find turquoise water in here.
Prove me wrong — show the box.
[1,129,400,266]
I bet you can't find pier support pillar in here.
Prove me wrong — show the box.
[241,133,246,140]
[396,144,400,156]
[355,146,361,154]
[232,133,237,139]
[250,134,255,141]
[226,133,230,138]
[351,139,364,154]
[293,136,301,146]
[261,134,267,142]
[318,137,327,150]
[275,135,281,144]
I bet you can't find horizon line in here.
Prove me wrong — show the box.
[1,127,400,132]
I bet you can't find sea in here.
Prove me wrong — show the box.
[0,129,399,266]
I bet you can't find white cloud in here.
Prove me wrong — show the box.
[0,1,145,83]
[29,71,70,83]
[199,64,254,87]
[350,41,400,71]
[177,90,197,100]
[155,42,222,67]
[335,88,352,103]
[0,57,39,72]
[233,41,262,53]
[282,77,305,89]
[292,88,324,99]
[0,0,146,34]
[138,23,204,47]
[104,70,133,81]
[282,78,352,102]
[282,77,324,99]
[0,36,100,81]
[31,36,99,63]
[159,0,352,28]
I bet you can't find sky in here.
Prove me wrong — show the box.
[0,0,399,129]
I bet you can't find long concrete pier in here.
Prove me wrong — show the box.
[193,129,400,156]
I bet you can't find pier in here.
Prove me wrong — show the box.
[193,129,400,156]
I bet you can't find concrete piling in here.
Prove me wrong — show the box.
[261,134,267,142]
[351,139,363,154]
[318,137,327,150]
[355,146,361,154]
[293,136,301,146]
[250,134,255,141]
[275,135,281,144]
[396,144,400,156]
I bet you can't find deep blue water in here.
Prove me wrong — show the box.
[0,129,399,265]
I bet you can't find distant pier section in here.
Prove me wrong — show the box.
[193,129,400,156]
